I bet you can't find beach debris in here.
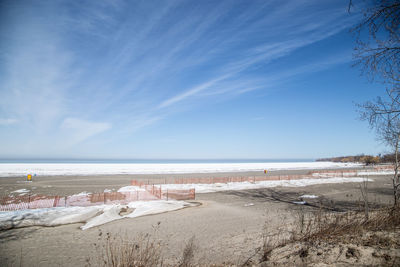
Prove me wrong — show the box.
[119,207,134,216]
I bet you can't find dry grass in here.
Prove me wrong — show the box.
[178,236,196,267]
[86,205,400,266]
[87,228,201,267]
[292,205,400,244]
[87,227,164,267]
[257,205,400,265]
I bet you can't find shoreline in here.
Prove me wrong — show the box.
[0,165,376,197]
[0,171,395,266]
[0,161,362,177]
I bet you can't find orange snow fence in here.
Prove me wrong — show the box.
[0,185,195,212]
[373,165,394,171]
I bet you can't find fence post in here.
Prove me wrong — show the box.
[65,196,67,207]
[53,196,59,207]
[104,193,106,204]
[28,194,30,209]
[167,189,168,201]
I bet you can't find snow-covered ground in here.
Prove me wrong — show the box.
[0,176,373,230]
[0,200,192,231]
[357,171,394,175]
[0,162,361,177]
[119,177,372,194]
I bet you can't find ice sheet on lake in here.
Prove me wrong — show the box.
[0,162,361,177]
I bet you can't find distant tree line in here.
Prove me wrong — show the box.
[316,154,396,165]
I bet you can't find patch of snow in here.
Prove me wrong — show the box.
[0,200,192,231]
[300,195,318,199]
[11,189,30,194]
[154,177,372,193]
[118,186,146,192]
[244,203,254,207]
[73,191,90,196]
[357,171,394,175]
[293,201,306,205]
[104,189,112,193]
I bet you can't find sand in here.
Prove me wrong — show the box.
[0,168,396,266]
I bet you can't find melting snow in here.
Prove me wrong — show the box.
[0,200,192,231]
[130,177,373,194]
[0,176,373,231]
[300,195,318,199]
[11,189,30,194]
[357,171,394,175]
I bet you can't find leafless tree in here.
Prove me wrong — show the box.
[359,90,400,205]
[352,0,400,83]
[354,1,400,205]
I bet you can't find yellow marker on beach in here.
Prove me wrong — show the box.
[27,174,32,181]
[264,170,268,174]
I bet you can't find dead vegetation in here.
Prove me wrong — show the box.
[292,206,400,244]
[178,236,197,267]
[86,188,400,266]
[86,230,164,267]
[257,205,400,266]
[86,206,400,266]
[86,222,201,267]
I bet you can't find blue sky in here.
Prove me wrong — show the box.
[0,0,388,159]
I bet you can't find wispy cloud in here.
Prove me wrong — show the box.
[0,0,360,157]
[60,118,111,145]
[158,75,230,109]
[0,118,18,125]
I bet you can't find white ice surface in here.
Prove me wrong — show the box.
[0,200,190,231]
[0,162,361,177]
[119,177,372,194]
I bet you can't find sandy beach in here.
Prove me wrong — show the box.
[0,166,396,266]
